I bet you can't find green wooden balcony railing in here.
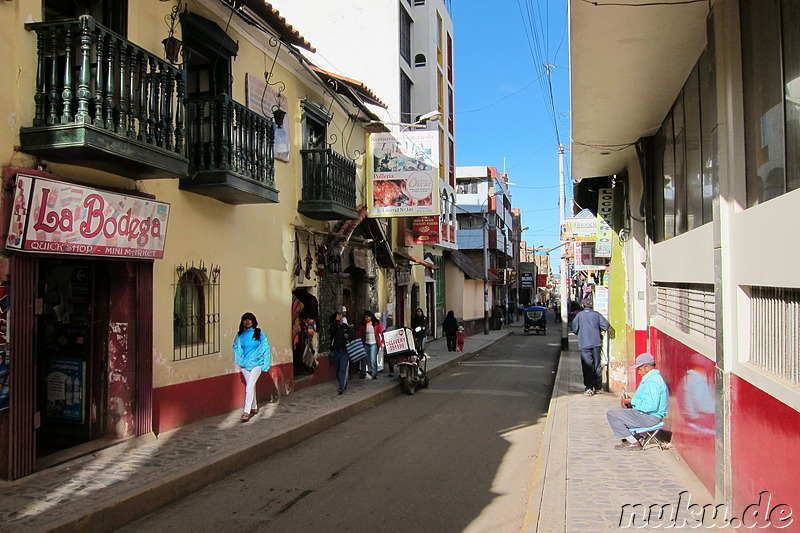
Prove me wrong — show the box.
[184,94,276,188]
[298,148,358,220]
[22,16,186,177]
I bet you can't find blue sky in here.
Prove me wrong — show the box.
[451,0,570,255]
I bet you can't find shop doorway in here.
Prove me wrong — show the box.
[36,259,109,458]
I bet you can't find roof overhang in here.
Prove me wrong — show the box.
[447,250,495,280]
[569,0,709,180]
[394,252,439,270]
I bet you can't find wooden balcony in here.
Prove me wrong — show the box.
[20,16,188,179]
[181,95,279,205]
[298,148,358,220]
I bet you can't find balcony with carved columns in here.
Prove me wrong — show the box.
[180,94,279,205]
[20,16,188,180]
[298,148,358,220]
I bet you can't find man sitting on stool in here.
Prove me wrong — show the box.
[607,353,668,450]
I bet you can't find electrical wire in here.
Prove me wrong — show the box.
[579,0,706,6]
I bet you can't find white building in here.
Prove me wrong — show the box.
[270,0,457,331]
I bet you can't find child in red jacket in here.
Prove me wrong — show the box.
[456,326,466,352]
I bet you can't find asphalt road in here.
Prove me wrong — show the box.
[119,328,561,533]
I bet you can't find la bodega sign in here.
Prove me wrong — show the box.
[7,174,170,259]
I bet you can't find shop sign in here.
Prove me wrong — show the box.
[595,188,614,257]
[595,285,610,319]
[7,175,170,259]
[561,209,598,241]
[369,130,440,217]
[574,241,608,270]
[412,216,440,244]
[521,272,534,288]
[537,274,548,288]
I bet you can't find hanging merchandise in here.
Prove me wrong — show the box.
[315,242,328,278]
[293,232,302,279]
[304,237,313,280]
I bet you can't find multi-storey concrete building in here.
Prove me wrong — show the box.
[570,0,799,516]
[270,0,457,334]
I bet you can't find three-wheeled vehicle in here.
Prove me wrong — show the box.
[524,305,548,335]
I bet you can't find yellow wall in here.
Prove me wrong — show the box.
[1,2,370,389]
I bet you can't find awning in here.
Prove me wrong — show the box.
[394,252,439,270]
[447,250,497,281]
[364,218,395,269]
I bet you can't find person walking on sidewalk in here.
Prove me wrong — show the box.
[233,312,271,422]
[442,310,459,352]
[411,307,428,358]
[357,310,384,379]
[571,301,609,396]
[456,325,466,352]
[329,310,352,394]
[606,353,668,450]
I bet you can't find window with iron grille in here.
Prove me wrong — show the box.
[399,6,412,65]
[749,286,800,386]
[655,284,715,344]
[173,262,221,361]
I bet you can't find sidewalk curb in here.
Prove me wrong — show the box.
[525,341,570,532]
[41,331,513,533]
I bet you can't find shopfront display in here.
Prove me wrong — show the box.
[0,170,164,479]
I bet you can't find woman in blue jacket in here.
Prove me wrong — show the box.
[233,312,271,422]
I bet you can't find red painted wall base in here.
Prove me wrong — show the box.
[730,374,800,517]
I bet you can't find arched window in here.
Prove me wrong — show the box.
[174,263,221,360]
[415,53,426,67]
[174,267,206,345]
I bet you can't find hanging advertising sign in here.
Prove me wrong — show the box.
[595,285,610,319]
[412,216,441,244]
[595,188,614,257]
[6,175,170,259]
[561,209,598,241]
[537,274,548,288]
[369,130,440,217]
[574,241,609,270]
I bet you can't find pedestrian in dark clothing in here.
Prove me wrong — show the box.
[442,310,459,352]
[329,311,352,394]
[571,302,610,396]
[411,307,428,357]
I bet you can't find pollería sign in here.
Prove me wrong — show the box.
[6,174,170,259]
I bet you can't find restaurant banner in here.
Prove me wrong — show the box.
[412,216,440,244]
[369,130,440,217]
[7,175,170,259]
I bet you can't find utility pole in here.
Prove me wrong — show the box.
[559,146,569,350]
[483,203,490,335]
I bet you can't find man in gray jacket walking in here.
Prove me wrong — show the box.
[571,301,610,396]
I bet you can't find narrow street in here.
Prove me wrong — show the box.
[119,327,561,533]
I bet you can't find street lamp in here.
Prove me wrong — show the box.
[363,110,442,129]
